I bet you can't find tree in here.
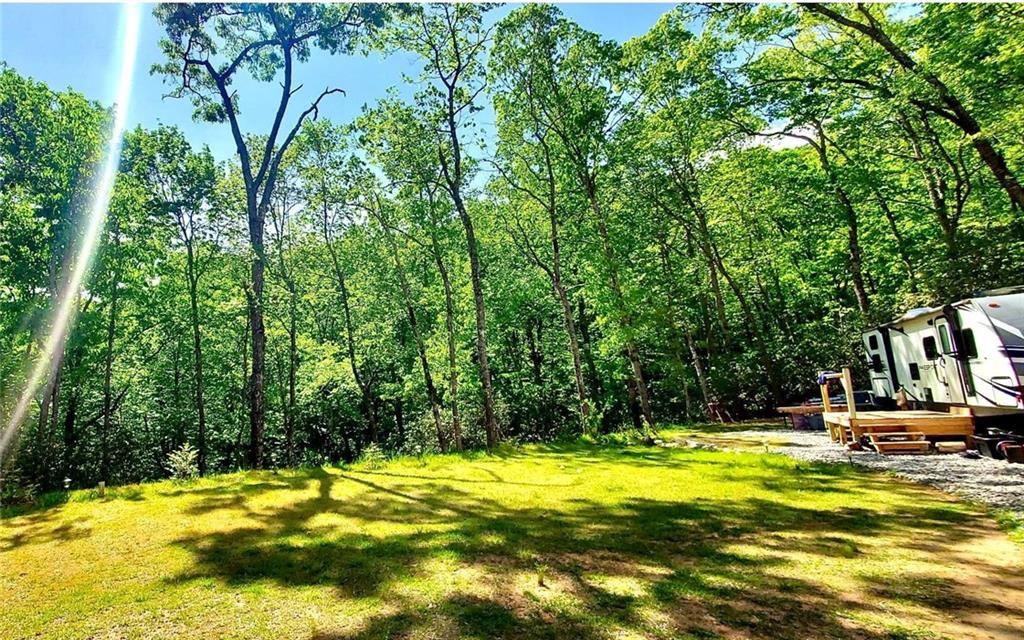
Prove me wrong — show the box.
[490,5,656,436]
[153,3,388,467]
[0,66,109,487]
[7,3,1024,493]
[365,189,449,452]
[490,18,593,432]
[803,3,1024,210]
[293,121,380,444]
[387,4,500,448]
[121,125,220,475]
[357,100,467,450]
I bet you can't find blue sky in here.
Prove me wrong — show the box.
[0,3,675,163]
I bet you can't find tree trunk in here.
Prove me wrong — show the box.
[624,369,644,432]
[62,388,77,480]
[449,188,498,449]
[287,286,297,467]
[185,244,208,476]
[541,161,591,428]
[658,242,717,418]
[101,218,122,483]
[554,282,590,428]
[673,166,729,343]
[576,296,604,408]
[684,326,715,418]
[585,181,655,434]
[708,240,784,407]
[430,234,462,451]
[395,397,405,448]
[812,128,871,315]
[525,318,543,386]
[323,205,377,443]
[237,310,249,467]
[439,75,499,449]
[378,210,447,453]
[37,220,72,446]
[37,362,58,441]
[896,110,959,258]
[247,202,267,469]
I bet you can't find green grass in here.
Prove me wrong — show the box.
[3,437,1023,639]
[995,510,1024,543]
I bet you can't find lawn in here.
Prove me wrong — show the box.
[3,437,1023,640]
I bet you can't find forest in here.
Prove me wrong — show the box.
[3,3,1023,492]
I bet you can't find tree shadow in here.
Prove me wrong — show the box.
[163,461,1023,639]
[351,468,572,488]
[1,518,93,551]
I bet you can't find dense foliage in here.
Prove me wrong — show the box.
[3,3,1023,491]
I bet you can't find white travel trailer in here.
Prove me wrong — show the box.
[862,286,1024,417]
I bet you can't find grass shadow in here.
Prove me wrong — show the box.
[163,455,1011,639]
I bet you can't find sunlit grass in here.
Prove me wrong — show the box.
[3,436,1022,639]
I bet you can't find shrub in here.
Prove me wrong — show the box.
[356,442,387,470]
[1,479,38,507]
[298,450,329,469]
[167,444,199,482]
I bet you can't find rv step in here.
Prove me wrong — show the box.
[935,441,968,454]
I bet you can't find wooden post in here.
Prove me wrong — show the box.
[842,367,856,420]
[820,381,832,413]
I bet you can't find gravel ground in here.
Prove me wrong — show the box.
[705,429,1024,517]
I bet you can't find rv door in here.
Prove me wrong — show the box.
[862,330,894,399]
[934,318,967,404]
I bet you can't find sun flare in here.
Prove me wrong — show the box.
[0,4,141,461]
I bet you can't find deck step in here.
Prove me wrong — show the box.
[867,432,930,455]
[872,445,931,455]
[868,431,926,441]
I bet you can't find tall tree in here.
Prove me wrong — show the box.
[357,101,466,450]
[489,37,592,431]
[803,3,1024,210]
[490,5,656,435]
[153,3,388,466]
[387,4,499,448]
[122,125,220,475]
[293,121,380,443]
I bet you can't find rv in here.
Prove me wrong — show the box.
[862,286,1024,418]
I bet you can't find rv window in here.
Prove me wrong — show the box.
[909,362,920,380]
[938,325,952,354]
[922,336,938,360]
[961,328,978,358]
[871,354,883,373]
[868,335,878,350]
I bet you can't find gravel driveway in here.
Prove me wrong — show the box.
[692,429,1024,517]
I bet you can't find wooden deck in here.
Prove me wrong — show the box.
[823,409,974,452]
[813,367,975,454]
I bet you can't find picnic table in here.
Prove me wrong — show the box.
[776,404,848,428]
